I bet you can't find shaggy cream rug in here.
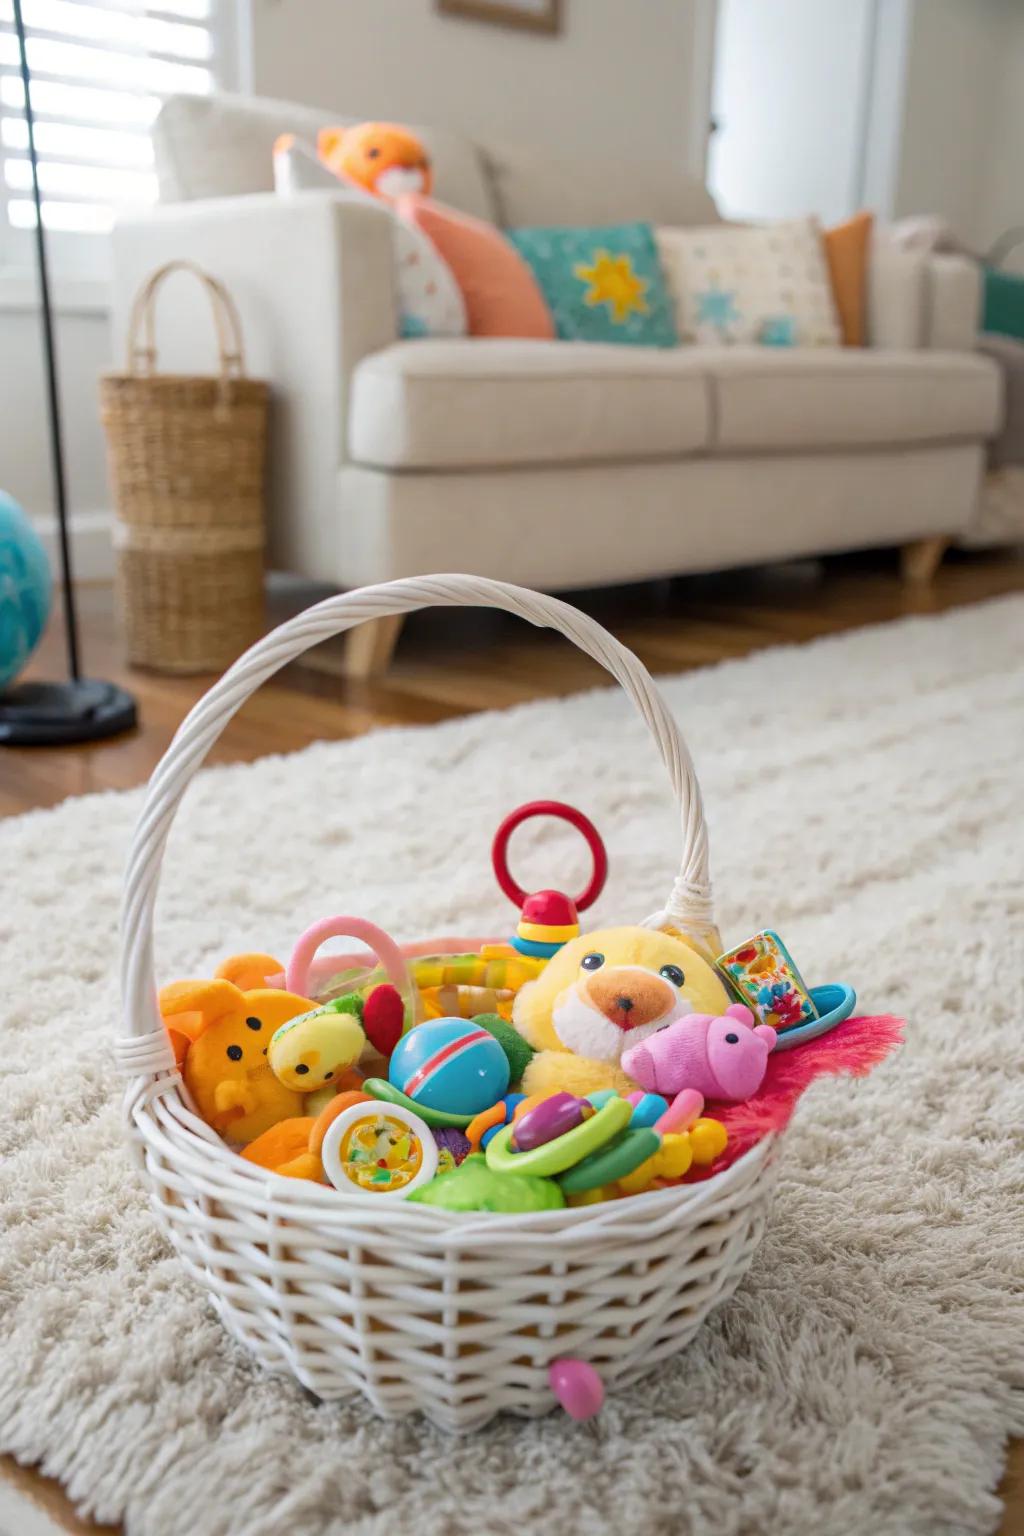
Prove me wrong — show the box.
[1,597,1022,1536]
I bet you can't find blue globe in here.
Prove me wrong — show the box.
[0,490,51,692]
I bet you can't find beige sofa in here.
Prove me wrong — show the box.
[112,93,1003,673]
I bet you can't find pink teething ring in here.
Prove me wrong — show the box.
[286,916,422,1025]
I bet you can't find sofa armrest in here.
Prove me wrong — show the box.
[868,237,981,352]
[924,254,983,351]
[112,191,397,581]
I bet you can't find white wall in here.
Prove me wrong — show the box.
[249,0,703,172]
[0,294,113,577]
[976,0,1024,271]
[892,0,1007,247]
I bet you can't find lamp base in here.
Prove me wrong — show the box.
[0,678,137,746]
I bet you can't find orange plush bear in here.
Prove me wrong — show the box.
[317,121,432,199]
[160,976,316,1145]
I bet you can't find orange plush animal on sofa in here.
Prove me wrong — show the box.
[317,121,432,199]
[160,977,316,1145]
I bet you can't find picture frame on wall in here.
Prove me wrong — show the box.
[436,0,561,35]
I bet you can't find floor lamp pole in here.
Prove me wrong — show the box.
[15,0,79,682]
[0,0,137,745]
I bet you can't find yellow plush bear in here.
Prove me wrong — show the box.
[512,926,731,1098]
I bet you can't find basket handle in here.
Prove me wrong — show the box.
[125,259,247,381]
[117,576,715,1075]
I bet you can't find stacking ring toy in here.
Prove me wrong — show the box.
[558,1127,661,1195]
[321,1101,437,1198]
[486,1096,631,1178]
[492,800,608,959]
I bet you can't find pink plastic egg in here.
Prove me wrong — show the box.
[549,1358,604,1421]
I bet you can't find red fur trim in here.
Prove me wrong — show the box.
[681,1014,905,1181]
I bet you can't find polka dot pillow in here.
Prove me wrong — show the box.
[273,138,466,339]
[508,222,678,347]
[656,218,841,347]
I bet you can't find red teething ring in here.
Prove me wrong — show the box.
[491,800,608,912]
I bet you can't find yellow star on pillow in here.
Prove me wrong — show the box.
[573,249,650,323]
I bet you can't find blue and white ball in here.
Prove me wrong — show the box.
[389,1018,510,1117]
[0,490,50,692]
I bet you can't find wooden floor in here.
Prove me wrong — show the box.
[3,545,1024,817]
[1,545,1022,1534]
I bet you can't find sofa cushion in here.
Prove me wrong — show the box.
[348,340,711,469]
[153,93,498,222]
[704,348,1003,451]
[482,141,720,230]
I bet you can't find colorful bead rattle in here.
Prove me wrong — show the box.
[491,800,608,959]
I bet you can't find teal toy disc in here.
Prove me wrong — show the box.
[771,983,856,1051]
[558,1127,661,1194]
[363,1077,476,1128]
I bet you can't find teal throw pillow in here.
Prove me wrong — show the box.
[508,222,677,347]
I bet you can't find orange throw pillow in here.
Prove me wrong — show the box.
[824,211,874,346]
[399,196,554,339]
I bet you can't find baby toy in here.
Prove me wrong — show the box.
[321,1101,437,1198]
[621,1003,777,1101]
[241,1116,319,1181]
[433,1127,471,1172]
[486,1094,631,1178]
[717,930,818,1032]
[239,1089,375,1182]
[371,1017,511,1125]
[286,914,421,1044]
[160,978,317,1143]
[511,1090,594,1151]
[267,999,366,1092]
[492,800,608,959]
[316,121,432,199]
[512,924,733,1098]
[407,1153,565,1213]
[558,1126,661,1195]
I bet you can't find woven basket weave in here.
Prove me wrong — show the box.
[100,261,268,673]
[117,575,777,1432]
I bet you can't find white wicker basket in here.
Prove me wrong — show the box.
[117,575,778,1432]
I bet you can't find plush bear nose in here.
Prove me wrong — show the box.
[583,967,673,1030]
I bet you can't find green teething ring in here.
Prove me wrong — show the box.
[363,1077,475,1129]
[485,1096,631,1178]
[558,1127,661,1194]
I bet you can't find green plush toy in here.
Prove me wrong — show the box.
[408,1153,564,1212]
[473,1012,534,1086]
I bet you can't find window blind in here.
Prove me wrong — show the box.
[0,0,219,242]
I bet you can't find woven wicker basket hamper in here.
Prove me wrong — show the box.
[117,575,777,1432]
[100,261,268,673]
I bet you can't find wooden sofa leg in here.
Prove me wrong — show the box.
[341,615,404,679]
[901,535,949,587]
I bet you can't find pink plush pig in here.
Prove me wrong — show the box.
[621,1003,777,1102]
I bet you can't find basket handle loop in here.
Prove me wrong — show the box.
[117,577,715,1072]
[125,259,247,383]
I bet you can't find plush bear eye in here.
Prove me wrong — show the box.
[725,1032,739,1044]
[367,146,381,158]
[659,964,685,987]
[295,1062,310,1076]
[581,952,604,971]
[226,1044,243,1061]
[246,1016,262,1031]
